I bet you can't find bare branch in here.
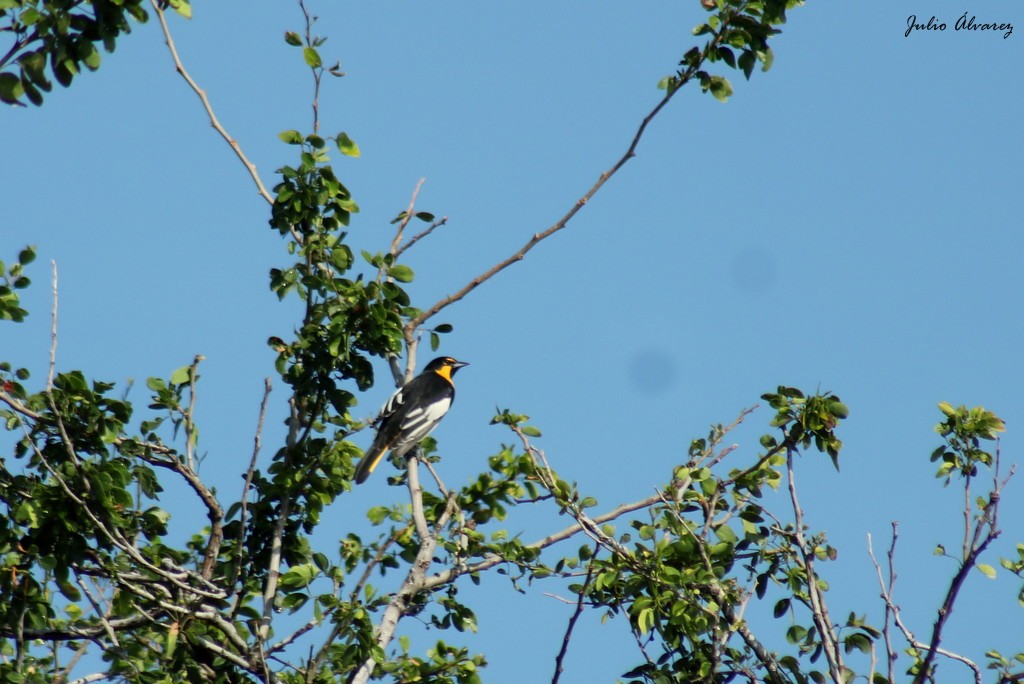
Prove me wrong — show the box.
[74,572,120,648]
[395,215,449,260]
[866,528,898,684]
[150,0,275,206]
[552,548,596,684]
[130,444,224,580]
[48,259,58,390]
[402,12,747,339]
[786,451,844,683]
[0,388,42,420]
[351,456,444,684]
[68,675,111,684]
[183,353,204,471]
[298,0,321,135]
[389,177,425,258]
[404,84,677,337]
[871,524,983,684]
[231,378,273,600]
[407,453,432,544]
[914,450,1008,684]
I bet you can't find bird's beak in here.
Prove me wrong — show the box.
[452,360,470,369]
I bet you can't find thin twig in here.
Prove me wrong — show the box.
[48,260,58,389]
[407,454,432,543]
[552,548,597,684]
[390,177,425,258]
[866,528,897,684]
[260,398,300,642]
[786,451,844,683]
[74,572,120,648]
[914,450,1007,684]
[350,455,443,684]
[184,353,204,471]
[232,378,273,601]
[870,521,984,683]
[401,11,747,343]
[150,0,276,207]
[395,216,449,259]
[298,0,321,135]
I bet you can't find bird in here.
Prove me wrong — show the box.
[353,356,469,484]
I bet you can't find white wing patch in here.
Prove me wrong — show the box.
[380,388,406,418]
[391,395,452,456]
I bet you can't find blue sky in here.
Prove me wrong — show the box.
[3,0,1023,680]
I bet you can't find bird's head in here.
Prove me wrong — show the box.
[425,356,469,381]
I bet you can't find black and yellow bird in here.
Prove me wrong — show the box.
[354,356,469,484]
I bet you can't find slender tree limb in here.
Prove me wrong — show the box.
[0,390,42,420]
[150,0,277,207]
[260,398,301,642]
[74,572,120,648]
[913,452,1009,684]
[403,84,676,338]
[183,353,203,471]
[67,675,111,684]
[351,456,442,684]
[130,447,224,579]
[0,615,151,642]
[231,378,273,602]
[307,525,410,682]
[395,215,449,260]
[402,9,746,340]
[298,0,321,135]
[866,527,898,684]
[786,451,844,683]
[551,547,596,684]
[389,177,425,258]
[407,453,432,544]
[424,492,664,590]
[48,260,58,389]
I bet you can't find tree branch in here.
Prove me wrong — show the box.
[231,378,273,601]
[551,548,596,684]
[150,0,275,206]
[866,526,898,684]
[402,13,743,338]
[350,456,442,684]
[786,451,844,683]
[913,452,1009,683]
[48,259,58,389]
[389,177,425,259]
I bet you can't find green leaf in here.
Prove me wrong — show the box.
[636,606,655,634]
[977,563,997,579]
[303,47,322,68]
[284,31,303,46]
[170,365,191,385]
[278,130,303,145]
[709,76,733,102]
[337,132,360,157]
[388,264,414,283]
[79,43,101,71]
[520,426,542,437]
[17,247,35,265]
[0,73,24,104]
[168,0,192,19]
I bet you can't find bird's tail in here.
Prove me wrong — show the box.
[354,441,388,485]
